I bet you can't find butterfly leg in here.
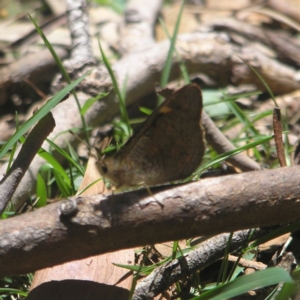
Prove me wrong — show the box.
[145,186,164,208]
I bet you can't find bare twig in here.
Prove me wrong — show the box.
[202,111,261,171]
[0,112,55,214]
[227,254,267,270]
[273,107,286,167]
[133,230,266,300]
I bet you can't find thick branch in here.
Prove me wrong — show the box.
[0,166,300,276]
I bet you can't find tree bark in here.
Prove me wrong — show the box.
[1,165,300,276]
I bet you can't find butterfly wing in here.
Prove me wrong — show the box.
[100,83,205,187]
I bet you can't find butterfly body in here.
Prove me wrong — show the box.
[99,83,205,188]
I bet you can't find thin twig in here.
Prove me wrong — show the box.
[132,230,266,300]
[202,111,262,171]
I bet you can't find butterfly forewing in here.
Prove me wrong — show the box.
[99,83,205,188]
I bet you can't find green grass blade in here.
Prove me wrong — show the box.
[139,107,153,116]
[249,222,300,249]
[0,288,28,297]
[222,110,273,139]
[6,113,19,172]
[66,142,85,175]
[113,263,149,274]
[80,93,108,115]
[30,14,90,142]
[53,169,72,197]
[251,109,273,122]
[272,282,296,300]
[216,232,232,285]
[160,0,185,88]
[195,135,273,174]
[0,72,90,159]
[159,14,190,85]
[204,91,262,107]
[39,163,52,198]
[38,149,71,187]
[115,246,193,277]
[172,240,179,260]
[98,40,131,136]
[46,139,85,176]
[194,268,293,300]
[238,57,278,107]
[36,173,48,208]
[228,251,256,282]
[29,14,70,83]
[77,178,103,195]
[226,100,259,137]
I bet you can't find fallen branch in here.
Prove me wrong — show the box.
[132,230,266,300]
[0,165,300,276]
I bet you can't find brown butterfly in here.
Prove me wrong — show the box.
[99,83,205,189]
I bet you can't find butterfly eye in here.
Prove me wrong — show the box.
[101,165,108,174]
